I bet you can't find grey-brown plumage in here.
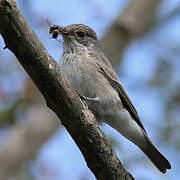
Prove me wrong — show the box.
[49,24,171,173]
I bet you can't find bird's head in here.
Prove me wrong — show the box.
[50,24,99,51]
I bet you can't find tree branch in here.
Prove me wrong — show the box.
[0,0,134,179]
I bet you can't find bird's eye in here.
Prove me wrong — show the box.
[77,32,85,38]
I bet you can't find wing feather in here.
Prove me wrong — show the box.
[98,62,146,133]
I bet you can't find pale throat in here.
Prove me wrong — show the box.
[63,39,95,56]
[61,41,91,65]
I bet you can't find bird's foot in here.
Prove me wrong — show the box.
[76,90,100,102]
[76,90,101,109]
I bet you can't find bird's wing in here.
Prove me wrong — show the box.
[97,62,146,133]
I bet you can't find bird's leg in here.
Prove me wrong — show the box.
[76,90,100,102]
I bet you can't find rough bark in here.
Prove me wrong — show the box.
[0,0,134,179]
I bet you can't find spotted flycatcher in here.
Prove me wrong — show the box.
[49,24,171,173]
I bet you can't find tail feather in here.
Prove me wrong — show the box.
[104,113,171,173]
[142,137,171,173]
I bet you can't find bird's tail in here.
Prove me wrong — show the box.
[141,136,171,173]
[105,115,171,173]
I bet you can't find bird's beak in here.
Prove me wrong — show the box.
[49,25,68,38]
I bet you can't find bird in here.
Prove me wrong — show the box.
[49,23,171,173]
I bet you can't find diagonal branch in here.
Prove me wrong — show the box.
[0,0,134,179]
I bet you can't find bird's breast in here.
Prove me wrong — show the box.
[59,53,88,93]
[59,52,121,117]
